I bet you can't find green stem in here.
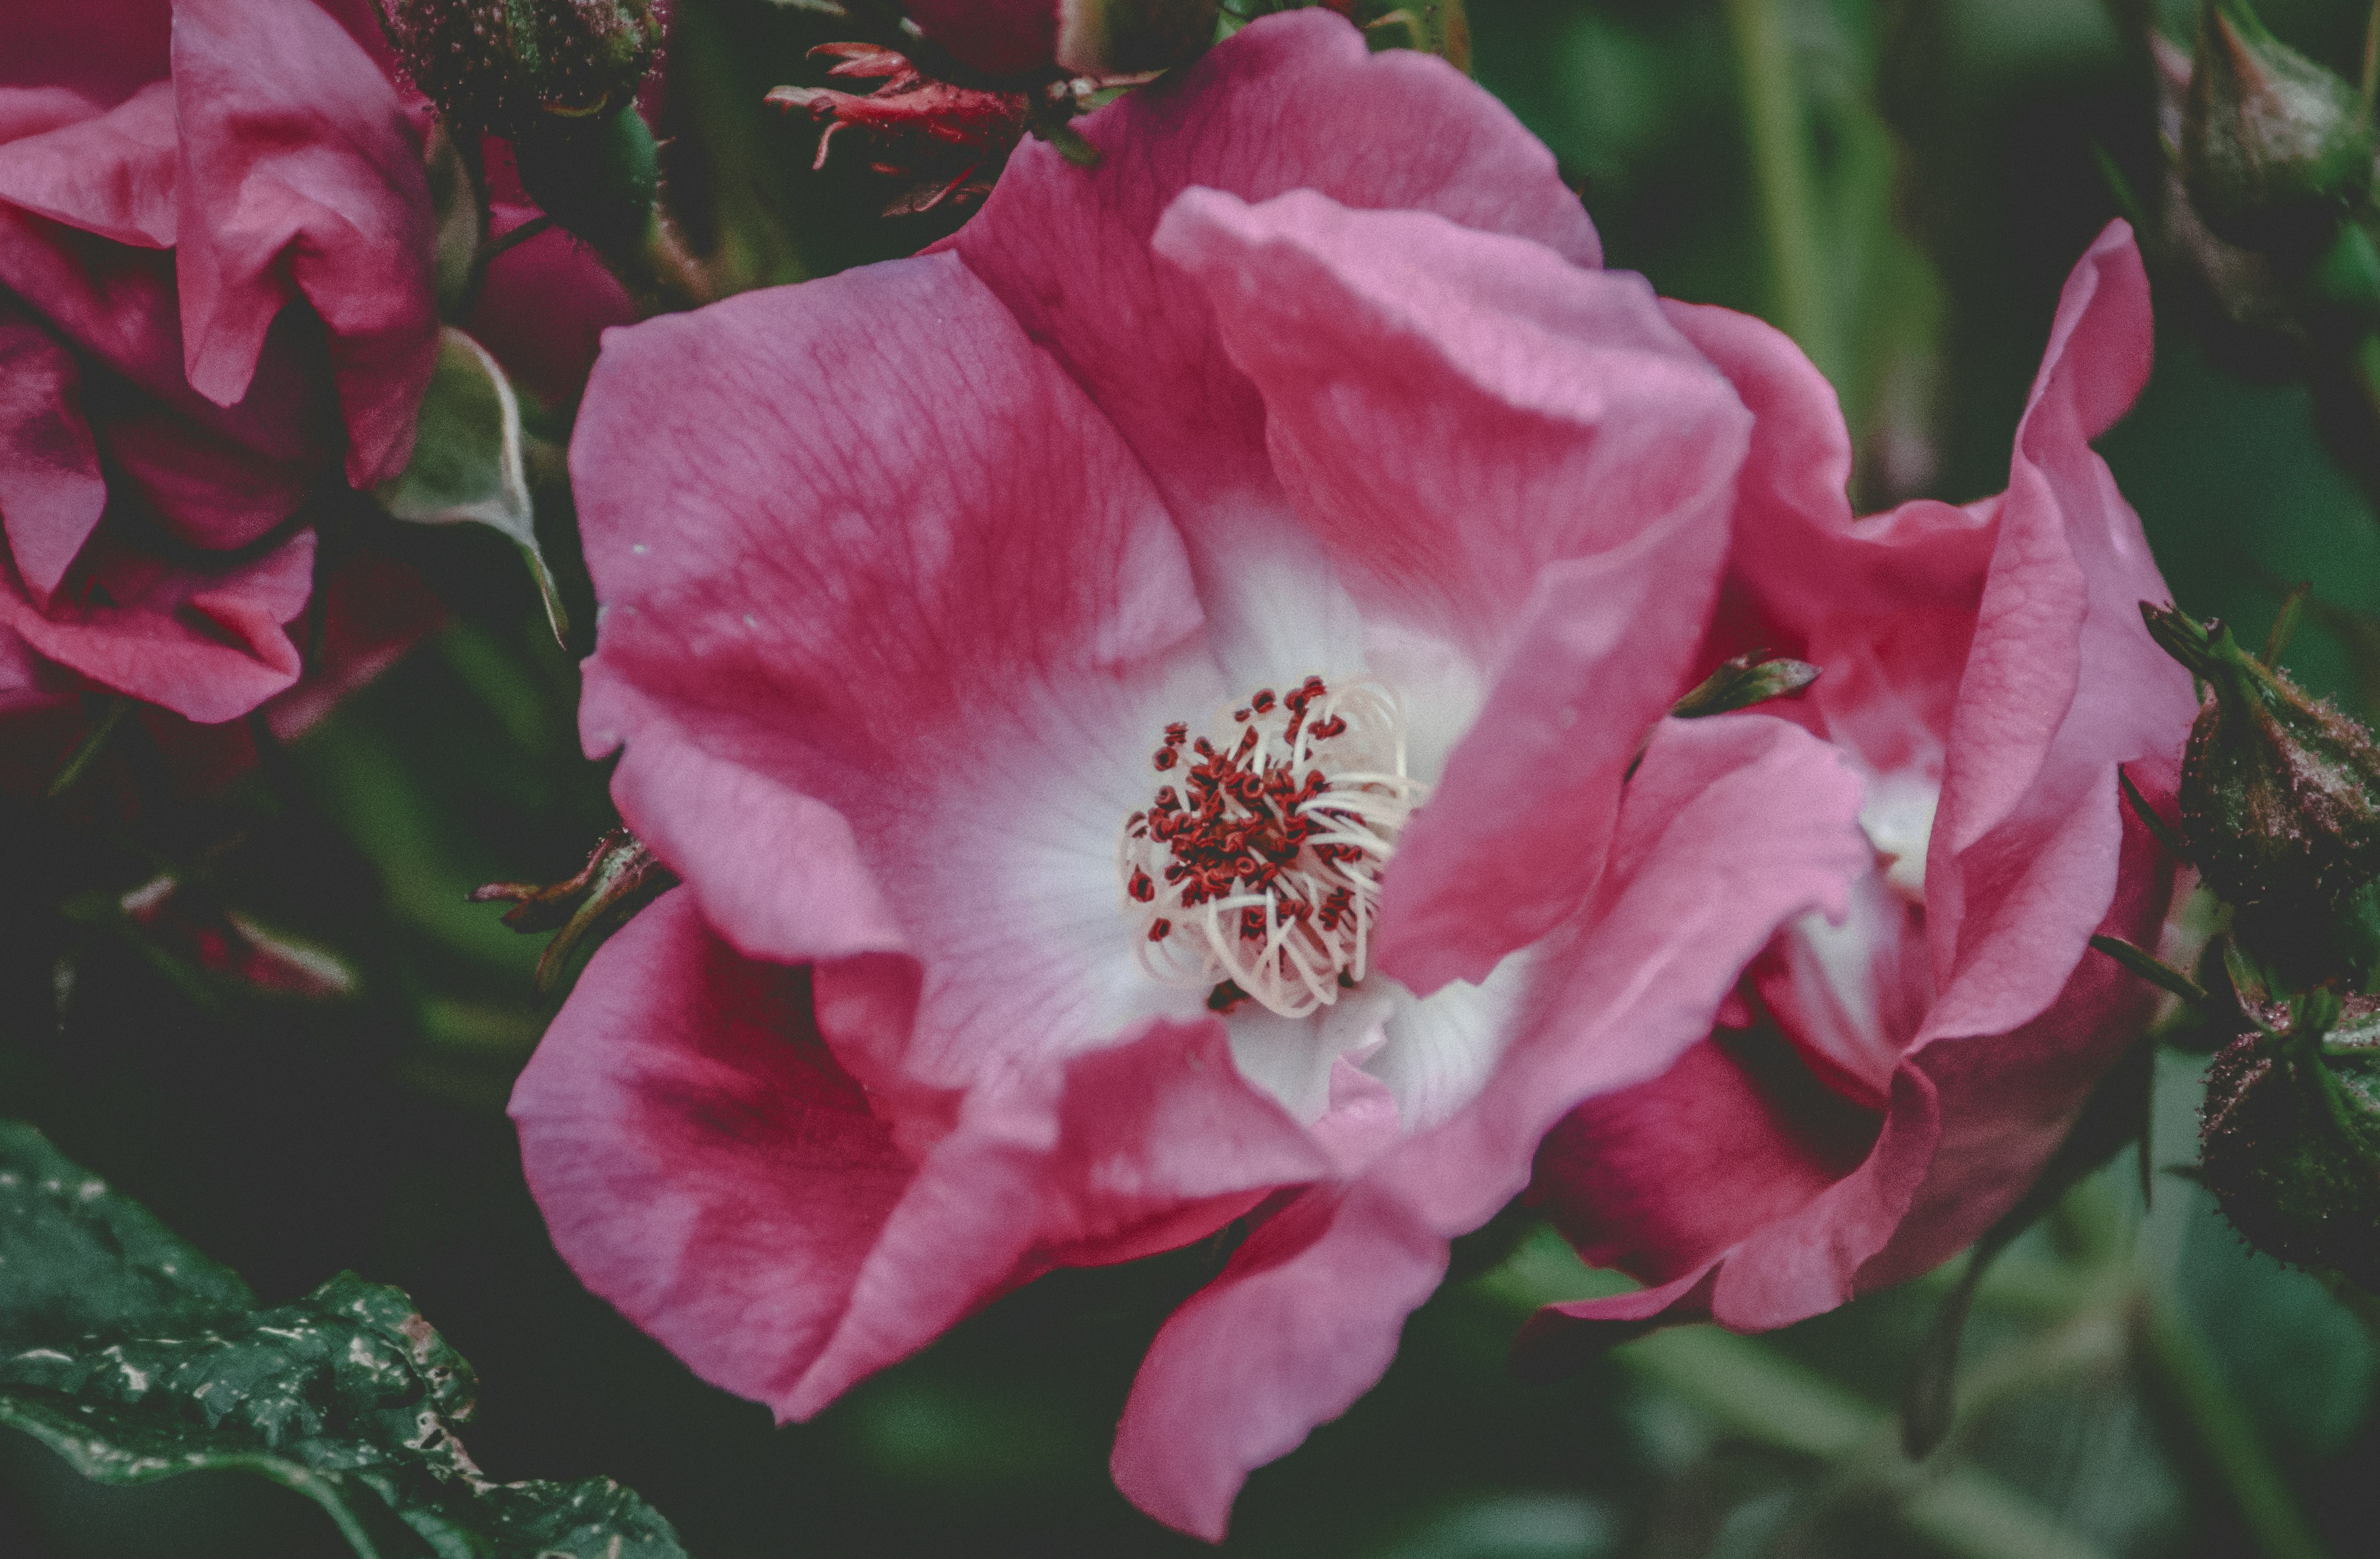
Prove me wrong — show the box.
[2134,1291,2334,1559]
[44,696,131,800]
[1723,0,1841,384]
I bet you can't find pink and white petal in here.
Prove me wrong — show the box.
[782,1011,1333,1419]
[171,0,434,485]
[1113,714,1870,1537]
[1855,797,2171,1290]
[0,300,107,607]
[0,79,178,247]
[510,890,918,1412]
[1151,188,1745,990]
[575,253,1217,1091]
[1,521,313,723]
[952,10,1597,538]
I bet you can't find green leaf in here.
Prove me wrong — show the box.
[377,327,568,646]
[0,1122,689,1559]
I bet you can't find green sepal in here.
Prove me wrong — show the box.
[378,327,568,645]
[1668,650,1823,720]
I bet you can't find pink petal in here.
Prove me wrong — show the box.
[784,1005,1333,1418]
[0,79,178,247]
[1150,186,1748,991]
[0,522,313,723]
[952,10,1596,536]
[0,300,107,607]
[510,891,918,1411]
[1527,1034,1877,1283]
[1922,223,2195,1033]
[574,252,1212,1087]
[1660,297,1997,771]
[1113,713,1872,1537]
[170,0,434,486]
[1517,223,2196,1354]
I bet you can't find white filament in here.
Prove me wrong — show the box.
[1118,678,1429,1019]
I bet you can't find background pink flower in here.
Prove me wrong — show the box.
[1516,224,2201,1362]
[519,11,1881,1539]
[0,0,436,748]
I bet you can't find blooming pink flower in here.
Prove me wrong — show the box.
[1515,225,2199,1363]
[0,0,436,744]
[520,11,1881,1536]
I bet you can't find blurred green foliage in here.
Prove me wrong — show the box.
[8,1,2380,1557]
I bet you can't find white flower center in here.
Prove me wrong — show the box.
[1118,675,1428,1019]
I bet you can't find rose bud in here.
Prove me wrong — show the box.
[384,0,663,136]
[2200,986,2380,1290]
[2179,0,2372,254]
[2142,604,2380,967]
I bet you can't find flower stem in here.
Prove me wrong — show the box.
[2133,1289,2334,1559]
[1723,0,1842,385]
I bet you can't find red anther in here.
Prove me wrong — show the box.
[1194,736,1216,758]
[1149,919,1172,942]
[1165,722,1188,744]
[1154,786,1178,809]
[1251,689,1276,713]
[1128,869,1155,903]
[1154,747,1179,771]
[1238,907,1268,940]
[1234,707,1251,722]
[1311,716,1347,739]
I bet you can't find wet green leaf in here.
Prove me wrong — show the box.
[0,1122,689,1559]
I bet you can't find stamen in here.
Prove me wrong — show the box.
[1117,676,1428,1019]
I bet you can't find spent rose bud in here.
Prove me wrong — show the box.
[2142,604,2380,953]
[2180,0,2373,251]
[2200,987,2380,1290]
[387,0,664,137]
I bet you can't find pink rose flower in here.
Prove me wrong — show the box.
[1515,225,2200,1363]
[518,11,1882,1537]
[0,0,436,741]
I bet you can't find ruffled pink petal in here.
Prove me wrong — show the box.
[1518,223,2196,1354]
[0,520,313,724]
[1660,298,1997,772]
[575,251,1213,1087]
[0,196,335,551]
[1113,713,1872,1538]
[1527,1033,1878,1283]
[1,1,170,106]
[170,0,434,486]
[1150,186,1747,991]
[0,300,107,607]
[0,79,178,247]
[903,0,1058,76]
[511,891,918,1411]
[952,11,1597,539]
[782,1004,1333,1418]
